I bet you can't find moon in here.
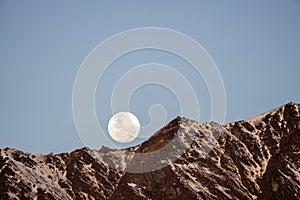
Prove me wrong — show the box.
[108,112,141,143]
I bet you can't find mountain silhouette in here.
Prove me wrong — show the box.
[1,102,299,199]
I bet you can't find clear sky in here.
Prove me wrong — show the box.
[0,0,299,153]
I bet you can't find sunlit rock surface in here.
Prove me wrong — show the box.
[1,102,299,199]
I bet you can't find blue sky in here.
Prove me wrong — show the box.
[0,0,299,153]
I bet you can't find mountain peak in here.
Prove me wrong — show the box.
[1,103,300,199]
[134,116,185,153]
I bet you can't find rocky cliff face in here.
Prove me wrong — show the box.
[1,102,300,200]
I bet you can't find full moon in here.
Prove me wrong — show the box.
[108,112,141,143]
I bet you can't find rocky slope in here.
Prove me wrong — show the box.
[1,102,300,200]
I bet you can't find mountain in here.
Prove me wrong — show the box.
[1,102,300,200]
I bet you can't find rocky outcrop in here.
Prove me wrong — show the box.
[0,102,299,199]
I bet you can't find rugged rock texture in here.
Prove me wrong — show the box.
[0,102,300,200]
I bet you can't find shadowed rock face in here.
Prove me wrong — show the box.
[0,102,299,200]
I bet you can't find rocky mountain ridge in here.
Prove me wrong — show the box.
[0,102,300,199]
